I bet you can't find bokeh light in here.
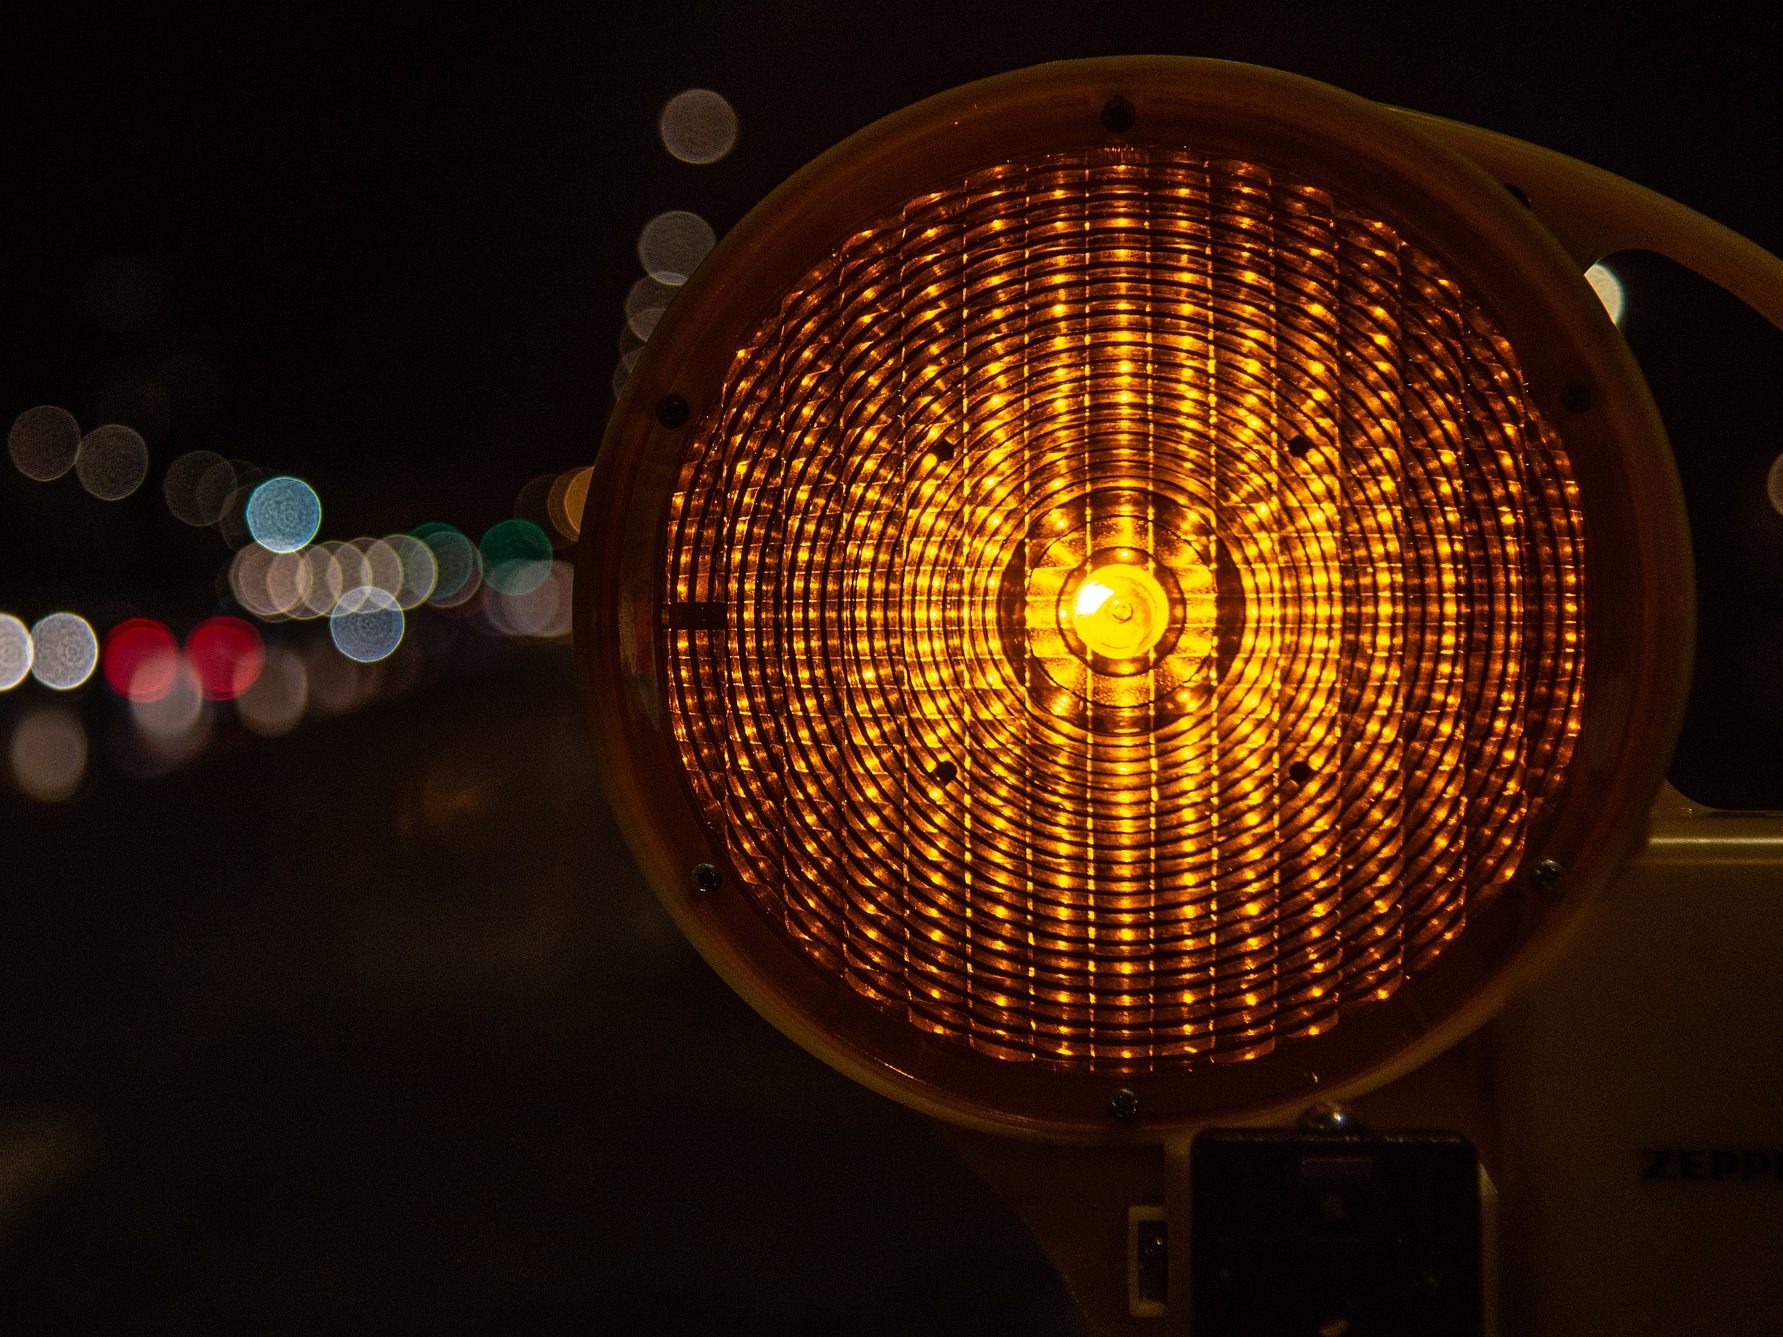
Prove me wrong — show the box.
[131,658,206,743]
[231,545,284,619]
[75,424,150,500]
[637,210,716,286]
[479,519,553,596]
[8,405,82,481]
[245,475,322,552]
[230,543,293,620]
[262,549,312,618]
[186,616,265,701]
[1586,261,1626,325]
[329,586,405,663]
[325,539,365,592]
[485,559,574,639]
[658,88,738,164]
[384,533,439,608]
[29,613,99,691]
[625,276,677,340]
[414,523,480,606]
[0,614,34,691]
[10,707,87,802]
[102,618,181,701]
[306,638,376,716]
[514,474,564,547]
[340,538,397,598]
[298,544,347,618]
[216,467,269,550]
[162,449,236,526]
[547,465,592,542]
[237,647,308,736]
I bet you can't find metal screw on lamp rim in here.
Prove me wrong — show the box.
[656,394,690,428]
[692,862,722,894]
[1100,95,1136,133]
[1108,1087,1140,1121]
[1529,858,1566,892]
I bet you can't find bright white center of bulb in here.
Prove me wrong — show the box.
[1072,564,1170,659]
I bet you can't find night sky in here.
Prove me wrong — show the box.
[3,5,1780,1332]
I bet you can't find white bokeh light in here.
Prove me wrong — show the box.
[75,424,150,500]
[29,613,99,691]
[638,210,717,286]
[246,476,323,552]
[0,614,33,691]
[659,88,738,164]
[8,405,82,482]
[238,647,309,736]
[10,707,87,802]
[329,586,405,664]
[1585,262,1625,326]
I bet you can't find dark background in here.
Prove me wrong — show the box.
[3,4,1780,1332]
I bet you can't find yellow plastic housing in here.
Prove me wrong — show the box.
[580,58,1690,1136]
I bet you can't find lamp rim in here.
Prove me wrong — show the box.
[576,56,1692,1142]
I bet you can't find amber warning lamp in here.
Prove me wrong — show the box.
[578,57,1783,1334]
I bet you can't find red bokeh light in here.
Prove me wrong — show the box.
[102,618,180,702]
[185,616,265,701]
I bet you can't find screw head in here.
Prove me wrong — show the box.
[1100,95,1136,134]
[656,394,690,428]
[1562,382,1592,413]
[1530,858,1565,892]
[692,862,722,894]
[1108,1087,1140,1121]
[1299,1101,1359,1134]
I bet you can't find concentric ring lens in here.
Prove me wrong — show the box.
[659,144,1585,1076]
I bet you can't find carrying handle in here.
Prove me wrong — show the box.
[1399,109,1783,331]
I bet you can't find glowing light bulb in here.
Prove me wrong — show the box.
[1071,563,1170,660]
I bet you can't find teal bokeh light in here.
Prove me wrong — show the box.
[246,476,322,553]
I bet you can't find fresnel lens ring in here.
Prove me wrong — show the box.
[580,58,1691,1138]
